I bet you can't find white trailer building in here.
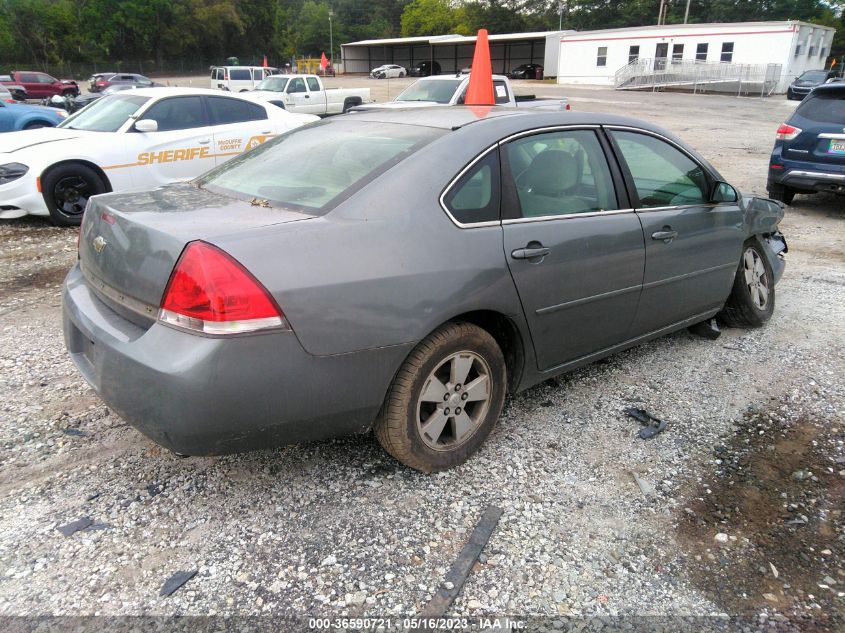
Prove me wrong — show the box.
[555,21,835,93]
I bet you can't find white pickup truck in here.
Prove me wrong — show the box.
[353,74,568,111]
[249,74,371,115]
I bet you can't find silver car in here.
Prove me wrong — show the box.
[63,108,787,472]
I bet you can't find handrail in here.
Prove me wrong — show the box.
[613,58,782,96]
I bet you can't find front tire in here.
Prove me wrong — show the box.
[374,322,506,472]
[41,163,107,227]
[719,241,775,328]
[24,121,51,129]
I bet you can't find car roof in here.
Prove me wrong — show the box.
[345,106,666,133]
[807,83,845,96]
[127,87,260,98]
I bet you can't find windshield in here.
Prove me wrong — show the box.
[59,94,149,132]
[797,92,845,124]
[395,79,463,103]
[198,119,444,212]
[257,77,289,92]
[799,70,828,82]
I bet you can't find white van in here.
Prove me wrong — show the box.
[210,66,280,92]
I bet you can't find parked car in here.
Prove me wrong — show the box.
[353,74,568,111]
[768,83,845,203]
[0,71,79,98]
[0,87,317,225]
[0,84,16,104]
[89,73,160,92]
[72,83,144,111]
[509,63,544,80]
[786,69,840,100]
[0,98,66,132]
[0,76,27,101]
[370,64,406,79]
[210,66,280,92]
[88,72,116,92]
[63,108,787,472]
[249,74,370,115]
[409,61,441,77]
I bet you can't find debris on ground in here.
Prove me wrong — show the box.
[159,570,198,597]
[625,407,668,439]
[688,318,722,340]
[55,517,93,537]
[631,472,656,498]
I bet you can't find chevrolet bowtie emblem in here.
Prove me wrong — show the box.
[93,236,107,253]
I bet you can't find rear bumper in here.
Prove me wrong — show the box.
[769,168,845,195]
[62,264,410,455]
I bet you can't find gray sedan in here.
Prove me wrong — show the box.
[63,108,787,472]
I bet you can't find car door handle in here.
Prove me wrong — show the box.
[651,229,678,243]
[198,138,210,145]
[511,246,550,260]
[304,95,310,98]
[261,129,272,134]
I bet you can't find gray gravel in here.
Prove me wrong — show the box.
[0,83,843,629]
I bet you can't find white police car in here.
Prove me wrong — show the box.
[0,87,318,225]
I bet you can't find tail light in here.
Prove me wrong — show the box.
[776,123,802,141]
[159,241,288,335]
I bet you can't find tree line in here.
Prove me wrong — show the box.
[1,0,843,71]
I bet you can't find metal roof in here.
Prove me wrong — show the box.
[343,31,568,48]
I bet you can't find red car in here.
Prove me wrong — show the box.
[0,71,79,98]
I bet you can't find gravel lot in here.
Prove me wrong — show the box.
[0,79,843,631]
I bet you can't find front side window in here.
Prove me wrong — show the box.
[443,150,500,224]
[505,130,618,218]
[696,43,708,61]
[207,96,266,125]
[597,46,608,67]
[199,120,444,212]
[139,96,207,131]
[59,94,150,132]
[287,78,306,93]
[610,130,709,208]
[721,42,734,63]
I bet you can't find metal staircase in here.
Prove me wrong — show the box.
[614,58,782,96]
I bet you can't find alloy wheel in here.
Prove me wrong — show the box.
[53,175,92,217]
[743,247,769,310]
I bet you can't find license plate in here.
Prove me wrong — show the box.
[827,140,845,154]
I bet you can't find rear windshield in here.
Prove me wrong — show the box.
[396,79,463,104]
[59,94,150,132]
[198,119,444,212]
[798,70,828,82]
[796,92,845,124]
[230,69,251,80]
[257,77,289,92]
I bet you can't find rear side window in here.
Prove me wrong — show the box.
[610,130,708,208]
[443,150,500,224]
[795,92,845,124]
[306,77,321,91]
[229,69,251,80]
[207,97,267,124]
[140,96,207,131]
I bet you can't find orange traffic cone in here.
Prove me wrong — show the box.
[464,29,495,106]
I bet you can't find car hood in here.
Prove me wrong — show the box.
[792,79,820,87]
[0,127,84,153]
[249,90,283,99]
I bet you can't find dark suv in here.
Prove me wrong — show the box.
[409,61,441,77]
[767,83,845,203]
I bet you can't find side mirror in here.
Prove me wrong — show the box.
[711,181,738,203]
[134,119,158,133]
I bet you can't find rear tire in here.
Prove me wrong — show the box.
[719,241,775,328]
[767,184,795,205]
[41,163,107,227]
[374,322,506,473]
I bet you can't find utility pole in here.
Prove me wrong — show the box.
[329,9,334,69]
[657,0,665,25]
[684,0,691,24]
[558,1,564,31]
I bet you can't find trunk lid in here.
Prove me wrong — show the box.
[79,183,315,326]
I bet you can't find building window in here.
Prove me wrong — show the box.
[597,46,608,67]
[809,43,818,56]
[696,43,708,61]
[821,46,828,58]
[672,44,684,63]
[794,43,803,58]
[628,45,640,64]
[720,42,734,63]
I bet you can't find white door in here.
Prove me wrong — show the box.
[286,77,321,114]
[206,95,276,165]
[132,95,217,185]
